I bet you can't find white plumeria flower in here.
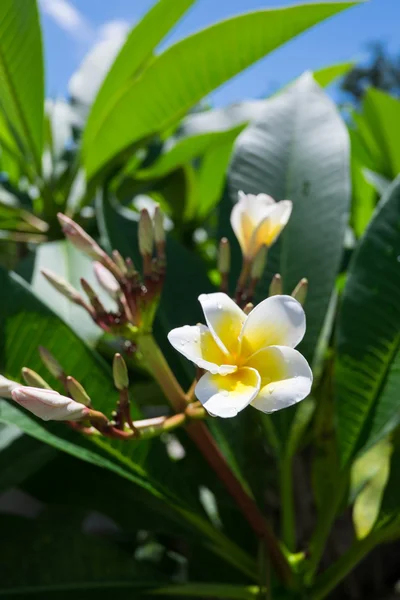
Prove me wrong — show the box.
[168,293,312,419]
[0,375,19,398]
[231,191,292,259]
[11,386,89,422]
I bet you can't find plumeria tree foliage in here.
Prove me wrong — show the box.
[2,1,400,599]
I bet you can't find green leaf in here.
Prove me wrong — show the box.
[0,0,44,171]
[335,176,400,466]
[362,88,400,178]
[351,439,392,539]
[374,436,400,535]
[83,1,360,179]
[350,156,376,238]
[86,0,196,134]
[312,61,354,88]
[227,73,350,364]
[362,168,391,196]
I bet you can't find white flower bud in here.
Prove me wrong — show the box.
[0,375,19,399]
[11,387,89,422]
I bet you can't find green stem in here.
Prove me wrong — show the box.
[305,474,348,583]
[310,531,384,600]
[138,333,187,412]
[280,453,296,552]
[137,333,293,586]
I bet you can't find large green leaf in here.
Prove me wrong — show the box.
[335,176,400,466]
[227,73,350,364]
[86,0,196,133]
[83,2,360,179]
[0,0,44,171]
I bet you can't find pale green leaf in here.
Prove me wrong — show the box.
[351,439,392,539]
[227,73,350,365]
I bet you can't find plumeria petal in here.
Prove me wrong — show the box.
[247,346,312,414]
[0,375,19,399]
[167,324,237,375]
[240,295,306,358]
[249,200,292,254]
[198,293,246,356]
[231,191,277,257]
[195,367,261,418]
[11,386,89,421]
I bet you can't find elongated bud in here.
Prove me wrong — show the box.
[112,250,127,275]
[93,262,120,299]
[243,302,254,315]
[66,376,91,407]
[38,347,64,379]
[251,245,268,279]
[0,375,19,399]
[11,386,89,422]
[153,205,165,248]
[138,209,154,258]
[113,353,129,390]
[125,257,137,278]
[218,238,230,275]
[269,273,283,297]
[57,213,107,262]
[42,269,83,304]
[292,277,308,306]
[80,278,106,313]
[22,368,51,389]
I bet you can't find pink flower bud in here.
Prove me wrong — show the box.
[11,386,89,422]
[93,262,120,299]
[57,213,106,262]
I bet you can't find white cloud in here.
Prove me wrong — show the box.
[39,0,93,41]
[97,19,130,42]
[69,19,130,107]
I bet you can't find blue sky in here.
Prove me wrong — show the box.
[39,0,400,107]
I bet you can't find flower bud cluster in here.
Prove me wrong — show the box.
[43,210,168,335]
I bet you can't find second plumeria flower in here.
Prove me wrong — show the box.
[231,191,292,260]
[168,293,312,418]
